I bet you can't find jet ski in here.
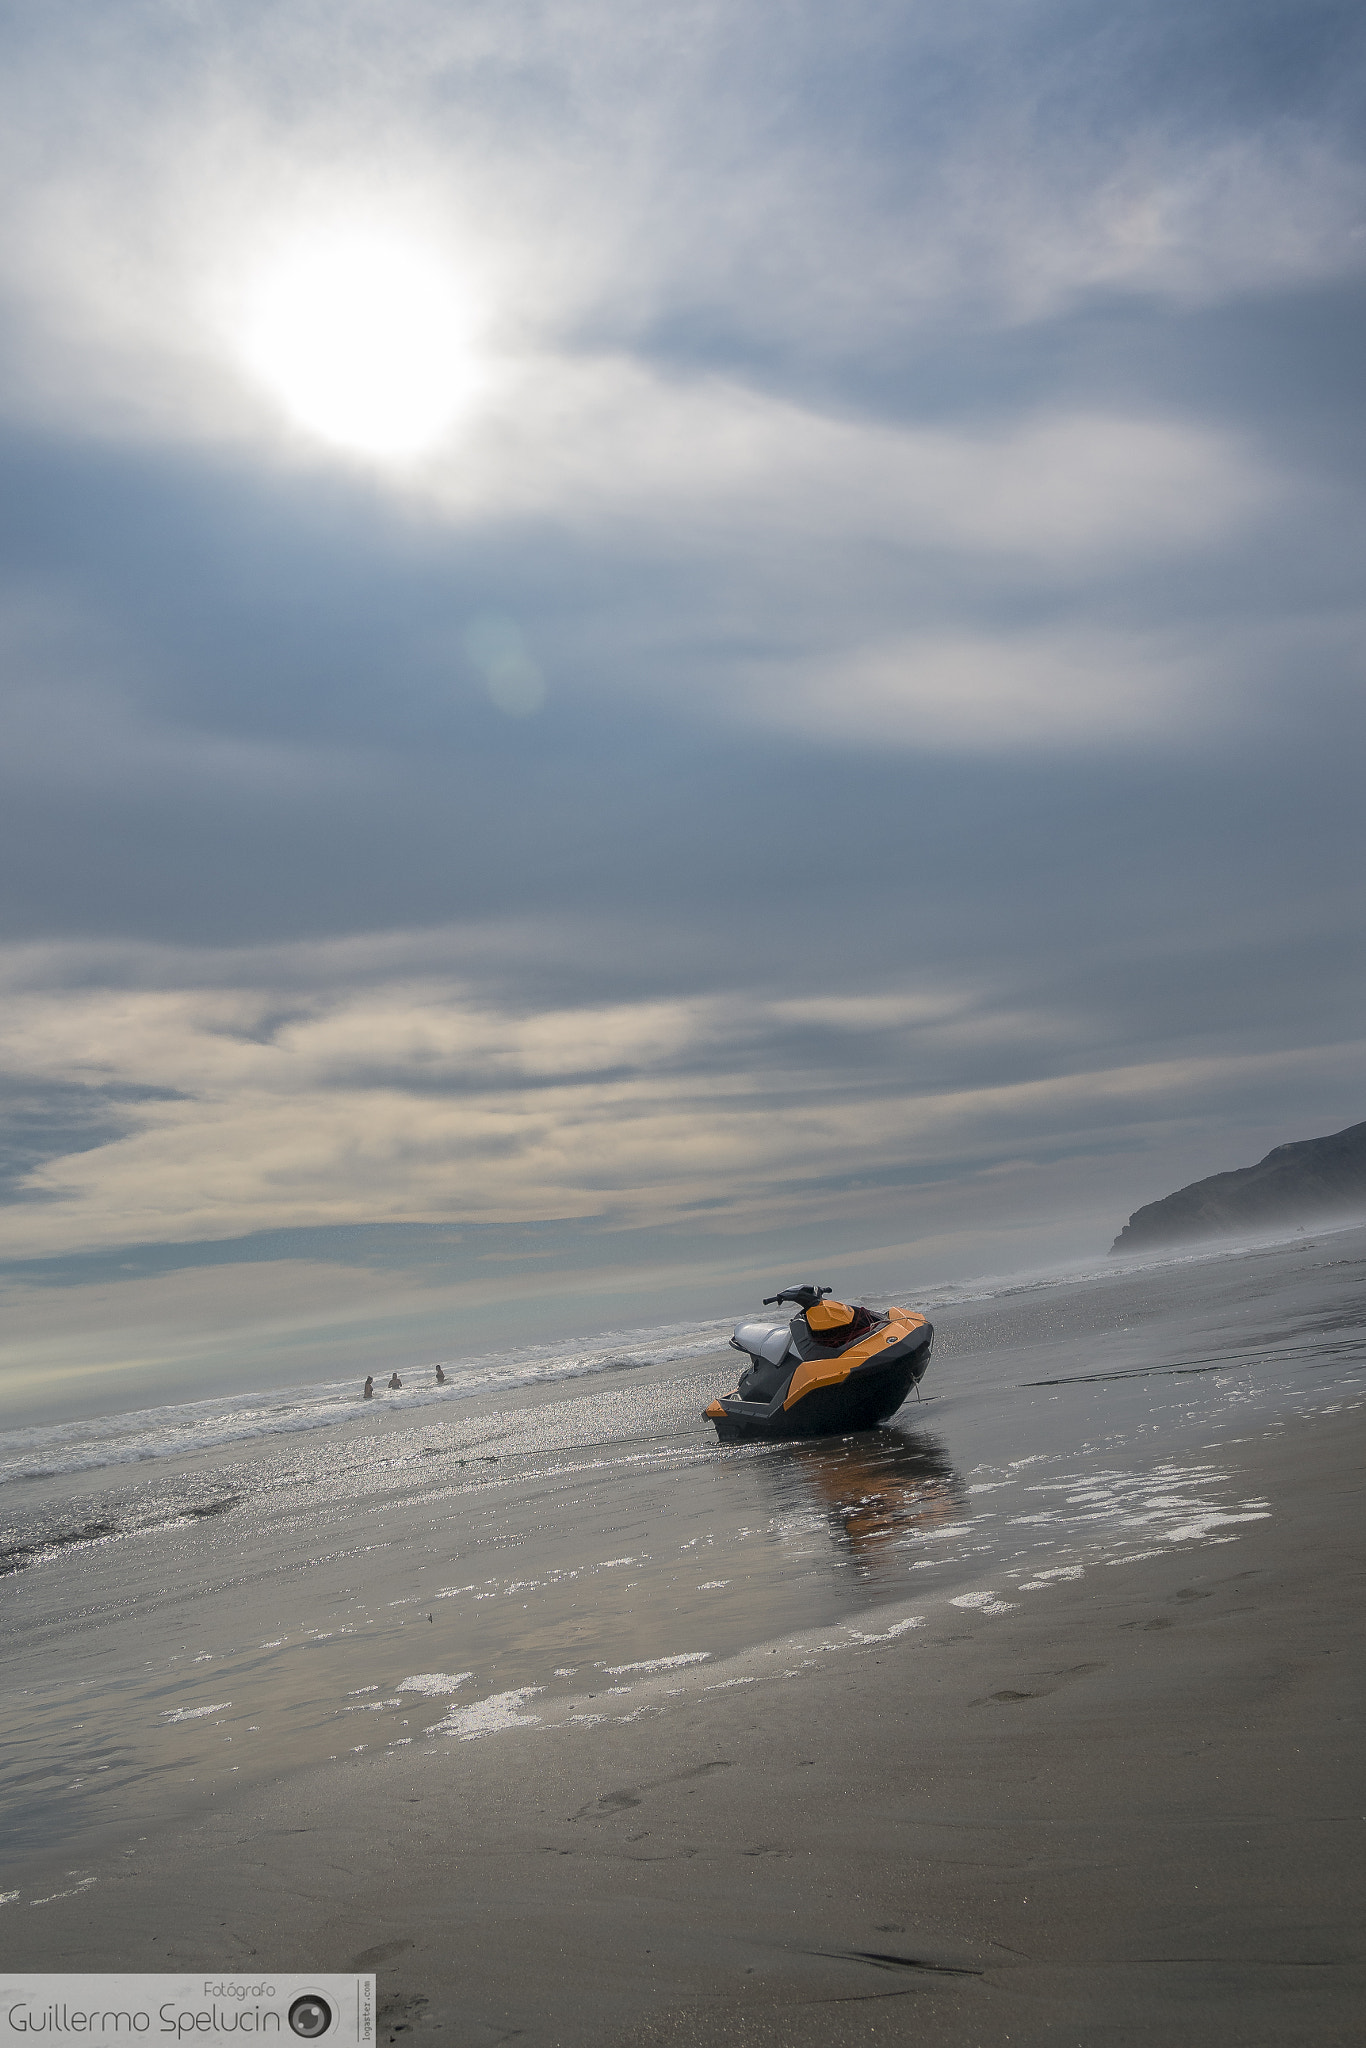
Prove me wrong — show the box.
[705,1285,933,1441]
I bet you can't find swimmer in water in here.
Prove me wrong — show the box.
[436,1364,446,1385]
[362,1376,374,1399]
[388,1371,403,1389]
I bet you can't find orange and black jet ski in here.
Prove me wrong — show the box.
[705,1285,933,1441]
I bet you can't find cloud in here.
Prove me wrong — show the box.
[0,2,1362,453]
[1,932,1362,1263]
[0,578,371,796]
[0,381,1297,779]
[913,125,1366,324]
[0,1,1352,785]
[743,622,1238,751]
[415,371,1270,561]
[0,1073,188,1204]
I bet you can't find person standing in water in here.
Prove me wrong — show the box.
[362,1376,374,1399]
[436,1364,446,1385]
[388,1371,403,1389]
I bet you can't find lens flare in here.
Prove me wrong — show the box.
[240,230,482,458]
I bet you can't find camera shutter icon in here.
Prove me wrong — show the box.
[289,1996,334,2038]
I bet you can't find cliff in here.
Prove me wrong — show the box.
[1111,1118,1366,1253]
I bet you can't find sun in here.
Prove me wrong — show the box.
[239,229,483,459]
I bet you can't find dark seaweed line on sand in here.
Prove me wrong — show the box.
[0,1496,241,1577]
[1024,1330,1366,1389]
[800,1948,983,1979]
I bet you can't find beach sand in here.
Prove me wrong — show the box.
[4,1238,1364,2044]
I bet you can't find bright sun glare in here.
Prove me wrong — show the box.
[240,231,482,459]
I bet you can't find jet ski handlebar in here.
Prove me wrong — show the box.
[762,1285,833,1310]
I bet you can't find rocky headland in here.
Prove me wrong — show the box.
[1111,1117,1366,1252]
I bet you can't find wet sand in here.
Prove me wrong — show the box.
[4,1234,1365,2043]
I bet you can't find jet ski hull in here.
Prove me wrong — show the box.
[706,1306,932,1441]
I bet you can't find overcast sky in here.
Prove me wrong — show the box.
[3,1,1364,1415]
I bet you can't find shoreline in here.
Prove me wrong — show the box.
[12,1207,1364,1457]
[5,1397,1363,2046]
[1,1343,735,1555]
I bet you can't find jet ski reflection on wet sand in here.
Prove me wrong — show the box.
[705,1285,934,1441]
